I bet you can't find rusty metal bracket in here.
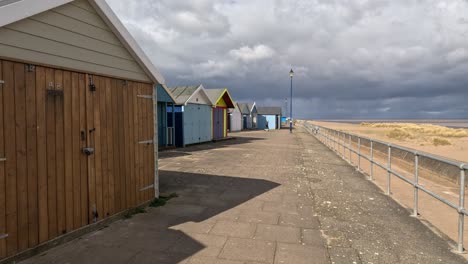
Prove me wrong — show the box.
[137,95,152,99]
[140,184,154,191]
[138,140,153,145]
[88,75,96,92]
[0,233,8,239]
[26,64,35,72]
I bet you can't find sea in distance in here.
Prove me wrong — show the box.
[320,119,468,129]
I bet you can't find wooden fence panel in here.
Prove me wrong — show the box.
[98,77,108,219]
[25,64,38,247]
[63,71,73,232]
[78,73,88,227]
[105,78,114,216]
[14,63,28,252]
[45,67,57,239]
[0,61,6,258]
[71,72,81,230]
[35,66,48,243]
[55,70,66,236]
[4,60,18,256]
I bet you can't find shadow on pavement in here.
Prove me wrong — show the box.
[159,136,266,159]
[131,170,281,263]
[20,170,279,264]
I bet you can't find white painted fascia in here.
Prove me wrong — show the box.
[161,84,177,103]
[0,0,72,27]
[184,84,211,106]
[0,0,165,85]
[184,84,203,105]
[250,102,256,113]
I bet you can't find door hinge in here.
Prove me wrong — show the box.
[140,184,154,191]
[88,75,96,92]
[92,204,98,223]
[0,233,8,239]
[0,80,4,84]
[137,95,152,99]
[138,140,153,145]
[0,158,6,162]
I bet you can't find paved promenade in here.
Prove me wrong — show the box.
[20,128,466,264]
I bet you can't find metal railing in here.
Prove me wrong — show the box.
[303,123,468,253]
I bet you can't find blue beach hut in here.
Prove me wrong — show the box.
[257,107,282,130]
[169,85,213,147]
[157,84,176,148]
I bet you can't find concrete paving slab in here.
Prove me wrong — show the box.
[275,243,329,264]
[187,256,243,264]
[279,213,320,229]
[219,237,276,263]
[169,220,217,234]
[209,221,256,238]
[168,233,227,257]
[254,224,302,244]
[238,210,280,225]
[263,202,299,215]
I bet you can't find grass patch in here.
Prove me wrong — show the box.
[387,128,414,140]
[361,122,468,138]
[124,206,147,219]
[432,137,451,146]
[149,193,178,208]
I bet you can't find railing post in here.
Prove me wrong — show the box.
[370,140,374,180]
[357,137,361,171]
[457,166,465,253]
[387,145,392,195]
[326,130,329,146]
[412,153,419,217]
[343,133,346,158]
[334,131,337,151]
[349,135,352,164]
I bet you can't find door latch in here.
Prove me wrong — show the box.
[82,147,94,156]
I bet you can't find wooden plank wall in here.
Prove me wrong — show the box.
[0,59,155,259]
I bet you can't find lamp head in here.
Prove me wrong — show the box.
[289,69,294,77]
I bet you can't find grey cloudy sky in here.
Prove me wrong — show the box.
[106,0,468,120]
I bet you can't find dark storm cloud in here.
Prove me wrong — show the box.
[106,0,468,119]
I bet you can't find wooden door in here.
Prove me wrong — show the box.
[0,60,155,260]
[0,61,90,258]
[213,108,225,139]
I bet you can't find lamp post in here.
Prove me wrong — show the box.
[289,69,294,133]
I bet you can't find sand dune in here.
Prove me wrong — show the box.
[307,120,468,163]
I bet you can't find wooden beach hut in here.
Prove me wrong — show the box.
[205,88,235,140]
[0,0,164,259]
[238,102,258,130]
[228,104,242,132]
[169,85,212,147]
[257,107,282,130]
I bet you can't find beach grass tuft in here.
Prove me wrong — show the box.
[361,122,468,139]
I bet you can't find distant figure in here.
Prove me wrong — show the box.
[265,121,269,131]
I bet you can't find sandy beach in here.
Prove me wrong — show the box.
[307,120,468,163]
